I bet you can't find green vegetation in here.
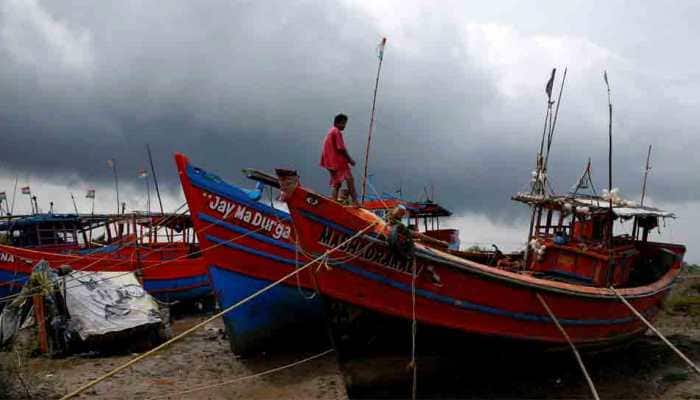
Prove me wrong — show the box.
[684,263,700,274]
[665,270,700,317]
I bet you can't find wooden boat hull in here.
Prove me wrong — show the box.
[281,180,686,346]
[174,153,326,356]
[0,244,211,304]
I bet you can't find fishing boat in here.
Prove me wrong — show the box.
[0,212,211,304]
[275,169,685,350]
[174,153,326,356]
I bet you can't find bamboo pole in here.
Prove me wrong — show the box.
[361,37,387,203]
[536,293,600,400]
[609,286,700,374]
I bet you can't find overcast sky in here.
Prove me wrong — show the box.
[1,0,698,260]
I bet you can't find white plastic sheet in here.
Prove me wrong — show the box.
[65,271,161,340]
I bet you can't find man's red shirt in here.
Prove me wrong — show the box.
[320,126,350,172]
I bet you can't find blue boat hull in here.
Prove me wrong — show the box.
[209,264,327,356]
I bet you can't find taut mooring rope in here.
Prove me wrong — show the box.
[609,286,700,374]
[60,221,377,400]
[536,293,600,400]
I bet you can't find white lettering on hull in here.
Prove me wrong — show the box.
[205,193,291,240]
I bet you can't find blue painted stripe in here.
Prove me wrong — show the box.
[204,233,635,327]
[546,269,594,284]
[198,212,295,252]
[299,209,385,244]
[187,164,289,220]
[0,269,28,300]
[149,285,212,302]
[206,234,300,267]
[143,274,210,292]
[299,209,357,236]
[328,259,636,326]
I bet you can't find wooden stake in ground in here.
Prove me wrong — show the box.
[32,295,48,354]
[609,286,700,374]
[536,293,600,400]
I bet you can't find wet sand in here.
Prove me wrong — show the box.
[1,273,698,399]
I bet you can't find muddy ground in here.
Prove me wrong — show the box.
[1,272,698,399]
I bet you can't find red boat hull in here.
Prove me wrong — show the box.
[282,180,685,346]
[0,243,210,303]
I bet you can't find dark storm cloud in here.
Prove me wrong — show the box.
[0,0,698,221]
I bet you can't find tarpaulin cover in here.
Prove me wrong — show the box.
[66,271,162,340]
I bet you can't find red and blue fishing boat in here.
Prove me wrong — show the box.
[276,169,685,350]
[175,153,326,356]
[0,212,210,304]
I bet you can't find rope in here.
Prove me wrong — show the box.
[146,349,335,399]
[535,293,600,400]
[59,221,377,400]
[609,286,700,374]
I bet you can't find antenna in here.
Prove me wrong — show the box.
[640,145,652,207]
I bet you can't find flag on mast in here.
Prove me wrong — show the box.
[545,68,556,99]
[107,159,114,168]
[86,189,95,199]
[138,169,148,179]
[21,186,31,195]
[377,37,387,60]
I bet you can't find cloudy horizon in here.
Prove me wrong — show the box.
[1,0,698,261]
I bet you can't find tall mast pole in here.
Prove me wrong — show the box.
[604,70,615,285]
[70,193,80,214]
[640,144,652,207]
[361,37,387,203]
[147,144,165,215]
[108,159,120,214]
[10,177,17,215]
[543,67,567,174]
[604,71,613,231]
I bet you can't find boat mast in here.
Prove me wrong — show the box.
[361,37,387,203]
[10,176,18,215]
[147,144,165,216]
[107,158,120,214]
[640,144,652,207]
[533,69,556,196]
[526,68,566,265]
[604,71,615,283]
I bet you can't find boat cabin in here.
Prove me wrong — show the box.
[512,193,678,287]
[0,212,198,257]
[0,214,111,251]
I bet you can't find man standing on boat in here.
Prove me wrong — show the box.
[320,113,358,205]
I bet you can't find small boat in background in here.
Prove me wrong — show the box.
[0,212,211,304]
